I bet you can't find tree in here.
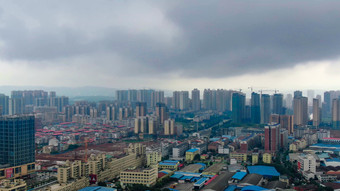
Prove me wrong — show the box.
[194,154,201,161]
[98,181,106,186]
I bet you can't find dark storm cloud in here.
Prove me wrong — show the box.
[0,0,340,78]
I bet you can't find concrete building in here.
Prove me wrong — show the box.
[263,153,272,164]
[56,144,146,190]
[146,152,162,166]
[332,98,340,128]
[251,92,261,124]
[179,91,189,110]
[232,92,245,124]
[230,152,247,163]
[155,103,169,125]
[293,97,308,126]
[164,119,175,136]
[261,94,271,124]
[172,91,180,110]
[313,98,321,127]
[136,102,147,117]
[191,89,201,111]
[297,154,316,174]
[148,117,158,135]
[151,91,164,108]
[252,153,259,165]
[120,165,158,188]
[134,116,148,134]
[0,94,9,115]
[0,179,26,191]
[106,105,116,121]
[185,149,200,161]
[273,94,284,115]
[265,123,280,152]
[0,115,35,180]
[172,142,189,159]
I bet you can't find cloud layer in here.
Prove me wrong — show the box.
[0,0,340,88]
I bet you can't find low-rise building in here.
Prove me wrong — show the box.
[120,165,158,188]
[146,152,162,166]
[252,153,259,165]
[263,153,272,164]
[317,174,337,182]
[172,142,189,159]
[0,179,26,191]
[158,160,180,170]
[185,149,200,161]
[298,154,316,173]
[230,152,247,163]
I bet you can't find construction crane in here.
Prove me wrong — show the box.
[73,137,89,162]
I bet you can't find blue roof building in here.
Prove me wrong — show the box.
[241,185,268,191]
[247,166,280,178]
[79,187,117,191]
[187,148,199,153]
[232,172,247,180]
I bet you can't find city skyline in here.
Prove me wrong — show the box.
[1,1,340,90]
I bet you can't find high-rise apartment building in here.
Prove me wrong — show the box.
[272,94,284,115]
[285,94,293,109]
[151,91,164,108]
[116,90,128,102]
[332,98,340,128]
[191,89,201,111]
[155,103,169,124]
[324,91,332,117]
[148,117,158,135]
[172,91,180,110]
[313,98,321,127]
[137,89,154,108]
[216,89,231,112]
[307,90,315,106]
[164,119,175,136]
[136,102,147,117]
[106,105,116,121]
[0,94,9,115]
[293,97,308,126]
[179,91,189,110]
[265,123,280,152]
[294,91,303,98]
[128,89,138,102]
[0,115,35,176]
[203,89,213,110]
[135,116,148,134]
[232,92,245,124]
[251,92,261,124]
[261,94,270,124]
[280,115,294,135]
[9,98,24,115]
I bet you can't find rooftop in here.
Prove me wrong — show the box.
[247,165,280,177]
[79,187,116,191]
[232,171,247,180]
[187,148,199,153]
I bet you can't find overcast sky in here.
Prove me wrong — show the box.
[0,0,340,91]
